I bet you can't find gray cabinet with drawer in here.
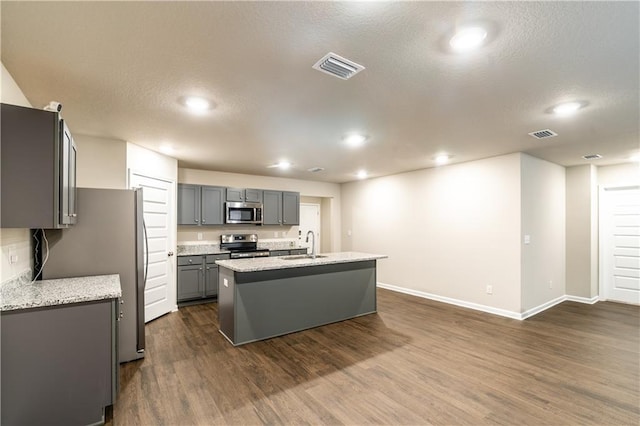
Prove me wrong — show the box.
[177,254,230,303]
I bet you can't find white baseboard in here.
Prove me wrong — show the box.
[377,283,600,321]
[376,282,522,320]
[565,295,599,304]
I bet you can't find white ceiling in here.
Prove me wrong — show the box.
[2,1,638,183]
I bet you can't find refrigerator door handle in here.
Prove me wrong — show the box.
[143,219,149,286]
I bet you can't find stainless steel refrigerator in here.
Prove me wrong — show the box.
[41,187,146,363]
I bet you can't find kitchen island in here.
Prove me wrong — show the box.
[216,252,387,346]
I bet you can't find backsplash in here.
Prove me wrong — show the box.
[177,225,302,245]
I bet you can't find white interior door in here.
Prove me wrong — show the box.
[299,203,321,254]
[130,171,175,322]
[600,186,640,304]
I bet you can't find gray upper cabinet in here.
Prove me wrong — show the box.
[263,190,299,225]
[282,191,300,225]
[1,103,77,229]
[177,184,200,225]
[178,184,224,226]
[263,190,283,225]
[226,187,263,203]
[201,186,224,225]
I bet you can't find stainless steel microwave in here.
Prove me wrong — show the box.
[225,202,263,225]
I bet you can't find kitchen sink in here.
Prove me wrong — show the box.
[281,255,328,260]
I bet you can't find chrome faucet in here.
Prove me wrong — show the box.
[305,230,316,259]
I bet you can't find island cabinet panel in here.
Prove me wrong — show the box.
[1,299,117,425]
[218,260,377,345]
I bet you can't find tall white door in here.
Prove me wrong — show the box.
[299,203,321,254]
[130,171,176,322]
[600,186,640,304]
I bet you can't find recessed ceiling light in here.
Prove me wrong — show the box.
[450,27,487,51]
[268,161,291,170]
[181,96,212,114]
[434,154,451,165]
[553,101,582,116]
[159,144,174,155]
[357,170,368,179]
[344,133,367,148]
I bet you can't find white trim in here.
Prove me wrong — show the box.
[376,282,522,320]
[565,295,599,304]
[520,296,565,320]
[377,283,602,321]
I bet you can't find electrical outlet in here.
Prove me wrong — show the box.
[197,232,203,241]
[9,254,18,264]
[549,280,553,289]
[223,278,229,288]
[486,285,493,295]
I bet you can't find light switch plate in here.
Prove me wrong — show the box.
[524,235,531,244]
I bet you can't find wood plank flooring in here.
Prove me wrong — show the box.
[109,289,640,425]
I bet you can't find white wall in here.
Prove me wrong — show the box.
[341,153,523,313]
[598,163,640,187]
[565,165,598,298]
[178,168,342,252]
[520,154,566,311]
[1,63,33,283]
[75,135,127,189]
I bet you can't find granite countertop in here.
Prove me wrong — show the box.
[1,274,122,312]
[177,239,304,256]
[215,252,387,273]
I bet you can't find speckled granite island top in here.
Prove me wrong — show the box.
[1,274,122,312]
[216,252,387,273]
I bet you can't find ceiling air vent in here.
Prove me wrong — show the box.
[582,154,603,160]
[528,129,558,139]
[312,52,365,80]
[307,167,325,173]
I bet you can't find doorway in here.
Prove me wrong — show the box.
[299,203,321,254]
[599,185,640,304]
[129,170,176,322]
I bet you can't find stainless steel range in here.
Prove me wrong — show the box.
[220,234,270,259]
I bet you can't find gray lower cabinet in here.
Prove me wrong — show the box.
[178,254,229,303]
[1,299,118,425]
[177,184,225,226]
[263,190,300,225]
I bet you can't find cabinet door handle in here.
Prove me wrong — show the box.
[195,219,199,223]
[70,214,77,217]
[168,251,174,257]
[188,259,193,263]
[202,219,206,223]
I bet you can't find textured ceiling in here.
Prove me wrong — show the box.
[1,1,638,183]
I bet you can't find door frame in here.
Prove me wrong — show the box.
[128,168,178,316]
[598,184,640,302]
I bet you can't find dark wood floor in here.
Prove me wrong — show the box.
[110,289,640,425]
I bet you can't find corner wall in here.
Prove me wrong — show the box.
[565,165,598,298]
[341,153,523,314]
[520,154,566,312]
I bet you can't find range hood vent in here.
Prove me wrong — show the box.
[528,129,558,139]
[312,52,365,80]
